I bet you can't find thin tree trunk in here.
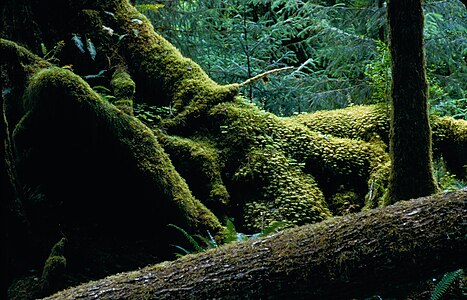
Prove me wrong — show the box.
[42,189,466,300]
[387,0,438,204]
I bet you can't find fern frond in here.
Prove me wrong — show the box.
[86,38,96,60]
[167,224,205,253]
[430,269,464,300]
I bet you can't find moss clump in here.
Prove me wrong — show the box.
[293,103,467,180]
[328,190,361,216]
[111,68,135,100]
[431,116,467,179]
[102,1,240,129]
[236,149,330,231]
[41,238,67,294]
[13,66,224,254]
[209,101,389,201]
[114,99,134,115]
[111,68,135,115]
[365,160,391,208]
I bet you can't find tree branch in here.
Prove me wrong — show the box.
[42,189,466,300]
[240,66,294,87]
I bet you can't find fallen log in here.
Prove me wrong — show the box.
[43,189,466,299]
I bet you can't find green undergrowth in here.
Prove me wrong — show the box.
[430,269,465,300]
[168,218,287,258]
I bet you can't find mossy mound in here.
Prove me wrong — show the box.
[236,148,330,231]
[40,238,67,294]
[2,1,467,298]
[293,103,467,180]
[431,116,467,178]
[209,101,389,202]
[292,104,390,143]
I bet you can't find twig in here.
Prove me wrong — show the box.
[240,66,294,87]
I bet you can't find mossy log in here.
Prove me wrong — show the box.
[42,189,466,300]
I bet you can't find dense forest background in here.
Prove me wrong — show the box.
[135,0,466,117]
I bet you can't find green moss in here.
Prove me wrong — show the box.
[101,1,240,129]
[210,101,389,197]
[111,68,136,100]
[292,104,390,143]
[328,190,361,216]
[237,148,330,231]
[7,276,42,300]
[293,103,466,180]
[365,160,391,208]
[14,66,224,250]
[41,238,67,294]
[431,116,467,179]
[157,134,230,218]
[114,99,134,115]
[200,101,391,230]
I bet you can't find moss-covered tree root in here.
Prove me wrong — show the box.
[12,66,224,253]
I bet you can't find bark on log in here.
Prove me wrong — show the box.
[42,189,466,300]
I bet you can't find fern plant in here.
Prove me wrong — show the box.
[430,269,464,300]
[167,219,286,257]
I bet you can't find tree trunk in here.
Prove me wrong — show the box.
[387,0,437,203]
[42,189,466,300]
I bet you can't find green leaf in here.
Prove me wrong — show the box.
[41,43,47,56]
[223,218,238,244]
[260,221,286,236]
